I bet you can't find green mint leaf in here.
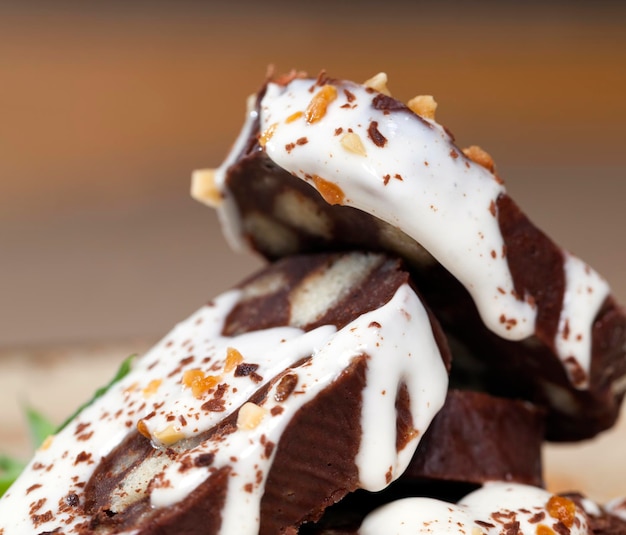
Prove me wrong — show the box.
[0,455,27,498]
[24,406,57,448]
[0,354,137,497]
[56,354,136,433]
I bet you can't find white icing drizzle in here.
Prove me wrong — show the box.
[606,497,626,521]
[213,93,259,252]
[555,253,610,388]
[359,482,591,535]
[210,75,611,384]
[0,281,447,535]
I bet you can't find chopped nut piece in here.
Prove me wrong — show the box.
[471,528,484,535]
[311,175,345,205]
[259,122,279,148]
[305,85,338,124]
[546,495,577,528]
[191,169,222,208]
[275,373,298,402]
[407,95,438,120]
[237,402,268,430]
[340,132,367,156]
[363,72,391,96]
[154,425,186,446]
[225,347,244,372]
[142,379,162,398]
[462,145,497,174]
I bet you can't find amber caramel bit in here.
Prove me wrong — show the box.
[363,72,391,96]
[259,122,279,148]
[407,95,438,120]
[546,496,577,528]
[124,382,139,395]
[225,347,244,372]
[137,419,151,439]
[191,169,222,207]
[536,525,555,535]
[286,111,304,123]
[39,435,54,451]
[183,369,220,398]
[237,402,268,430]
[142,379,162,398]
[463,145,497,174]
[340,132,367,156]
[305,85,338,124]
[183,369,204,386]
[311,175,345,205]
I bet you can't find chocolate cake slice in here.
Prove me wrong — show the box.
[192,71,626,440]
[0,252,450,535]
[295,389,546,534]
[402,389,545,488]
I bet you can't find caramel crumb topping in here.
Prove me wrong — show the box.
[237,402,268,430]
[137,419,151,439]
[191,168,222,208]
[546,496,577,528]
[305,85,338,124]
[311,175,345,205]
[39,435,54,451]
[259,122,279,148]
[183,369,220,398]
[143,379,162,398]
[407,95,438,120]
[363,72,391,96]
[463,145,497,175]
[536,524,555,535]
[225,347,244,373]
[340,132,367,156]
[285,111,304,123]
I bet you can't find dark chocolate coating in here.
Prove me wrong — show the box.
[298,389,545,534]
[78,252,451,534]
[403,389,544,487]
[564,494,626,535]
[223,136,626,440]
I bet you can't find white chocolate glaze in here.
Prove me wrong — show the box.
[359,482,591,535]
[0,276,447,534]
[209,75,610,385]
[556,253,610,388]
[606,497,626,521]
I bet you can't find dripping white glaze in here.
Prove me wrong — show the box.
[555,253,610,388]
[211,75,610,385]
[0,280,447,535]
[359,482,591,535]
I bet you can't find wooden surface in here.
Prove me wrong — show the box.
[1,2,626,346]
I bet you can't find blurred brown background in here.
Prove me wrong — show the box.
[1,1,625,498]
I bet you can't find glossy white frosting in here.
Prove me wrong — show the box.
[209,75,610,386]
[0,272,447,534]
[359,482,590,535]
